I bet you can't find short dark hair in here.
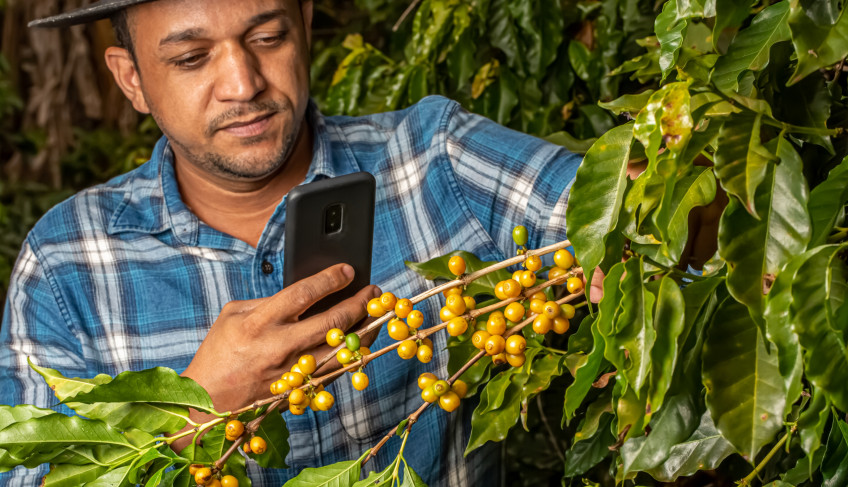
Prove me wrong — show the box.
[110,9,137,64]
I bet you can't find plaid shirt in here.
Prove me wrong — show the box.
[0,95,580,486]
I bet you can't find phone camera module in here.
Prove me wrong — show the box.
[324,203,344,234]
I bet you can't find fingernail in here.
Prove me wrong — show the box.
[342,264,355,279]
[371,286,382,298]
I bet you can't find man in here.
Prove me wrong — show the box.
[1,0,580,485]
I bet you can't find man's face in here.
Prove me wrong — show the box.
[123,0,312,181]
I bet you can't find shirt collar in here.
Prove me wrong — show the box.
[108,100,360,245]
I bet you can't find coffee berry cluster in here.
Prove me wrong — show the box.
[270,354,336,414]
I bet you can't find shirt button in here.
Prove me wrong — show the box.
[261,261,274,275]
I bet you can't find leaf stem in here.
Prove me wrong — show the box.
[641,255,707,281]
[391,429,411,481]
[737,423,797,486]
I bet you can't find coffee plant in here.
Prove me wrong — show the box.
[2,0,848,486]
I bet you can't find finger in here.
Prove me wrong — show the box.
[290,284,380,348]
[256,264,356,323]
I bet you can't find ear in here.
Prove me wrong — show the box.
[299,0,313,49]
[104,47,151,114]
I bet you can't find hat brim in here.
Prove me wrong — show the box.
[28,0,158,28]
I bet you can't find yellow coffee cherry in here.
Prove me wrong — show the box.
[524,255,542,272]
[314,390,335,411]
[352,372,369,391]
[447,317,468,337]
[529,298,546,315]
[440,306,457,322]
[417,344,434,363]
[208,479,222,487]
[512,270,523,282]
[542,301,561,319]
[336,348,354,365]
[290,364,303,375]
[298,355,317,376]
[421,385,438,403]
[485,335,506,355]
[532,315,552,334]
[530,291,547,302]
[221,475,239,487]
[418,372,438,390]
[560,303,576,319]
[518,270,537,288]
[448,255,467,276]
[439,391,461,412]
[554,249,575,269]
[250,436,267,455]
[451,379,468,399]
[195,467,213,485]
[367,298,386,318]
[407,310,424,328]
[432,380,450,396]
[289,403,307,415]
[567,277,584,294]
[486,311,507,336]
[225,420,244,439]
[443,287,463,298]
[270,379,290,395]
[506,352,526,368]
[501,279,522,298]
[359,346,371,356]
[553,317,570,334]
[288,388,306,406]
[397,339,418,360]
[395,298,414,319]
[379,292,398,312]
[505,335,527,355]
[494,281,507,301]
[492,353,508,366]
[387,318,410,341]
[326,328,345,347]
[286,371,304,388]
[189,464,203,476]
[445,294,467,316]
[504,302,526,323]
[548,266,567,281]
[471,330,491,350]
[463,296,476,311]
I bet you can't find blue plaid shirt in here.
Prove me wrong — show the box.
[0,95,580,486]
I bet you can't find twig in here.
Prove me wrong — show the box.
[392,0,422,32]
[537,395,566,463]
[737,423,797,486]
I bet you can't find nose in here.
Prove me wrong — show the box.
[213,43,267,102]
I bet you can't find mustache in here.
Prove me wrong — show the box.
[205,100,290,137]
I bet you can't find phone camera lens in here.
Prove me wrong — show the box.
[324,203,344,234]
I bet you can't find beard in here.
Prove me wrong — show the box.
[151,97,303,180]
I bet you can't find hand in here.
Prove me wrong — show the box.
[181,263,380,413]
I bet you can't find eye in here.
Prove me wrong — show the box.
[252,31,286,47]
[171,52,207,69]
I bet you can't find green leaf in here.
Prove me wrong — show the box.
[718,137,810,318]
[713,113,777,215]
[712,0,791,92]
[702,297,785,462]
[789,3,848,84]
[0,414,135,460]
[790,244,848,411]
[0,404,59,472]
[86,465,132,487]
[352,457,395,487]
[656,0,688,81]
[68,401,189,436]
[543,132,597,155]
[465,367,529,455]
[44,463,111,487]
[798,387,831,460]
[400,459,427,487]
[519,352,565,400]
[574,390,612,443]
[634,82,694,168]
[713,0,754,46]
[405,251,511,298]
[821,414,848,486]
[606,257,656,396]
[562,413,615,477]
[641,408,735,482]
[565,122,634,301]
[29,360,112,402]
[283,450,369,487]
[621,393,701,475]
[651,166,717,265]
[64,367,215,413]
[446,335,490,397]
[647,277,686,417]
[808,156,848,247]
[239,407,290,469]
[598,91,655,116]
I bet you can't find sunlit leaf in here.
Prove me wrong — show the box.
[713,112,776,215]
[282,450,369,487]
[656,0,688,80]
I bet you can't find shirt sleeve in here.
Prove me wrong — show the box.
[0,240,88,485]
[443,102,582,259]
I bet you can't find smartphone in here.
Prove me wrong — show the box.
[283,172,376,317]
